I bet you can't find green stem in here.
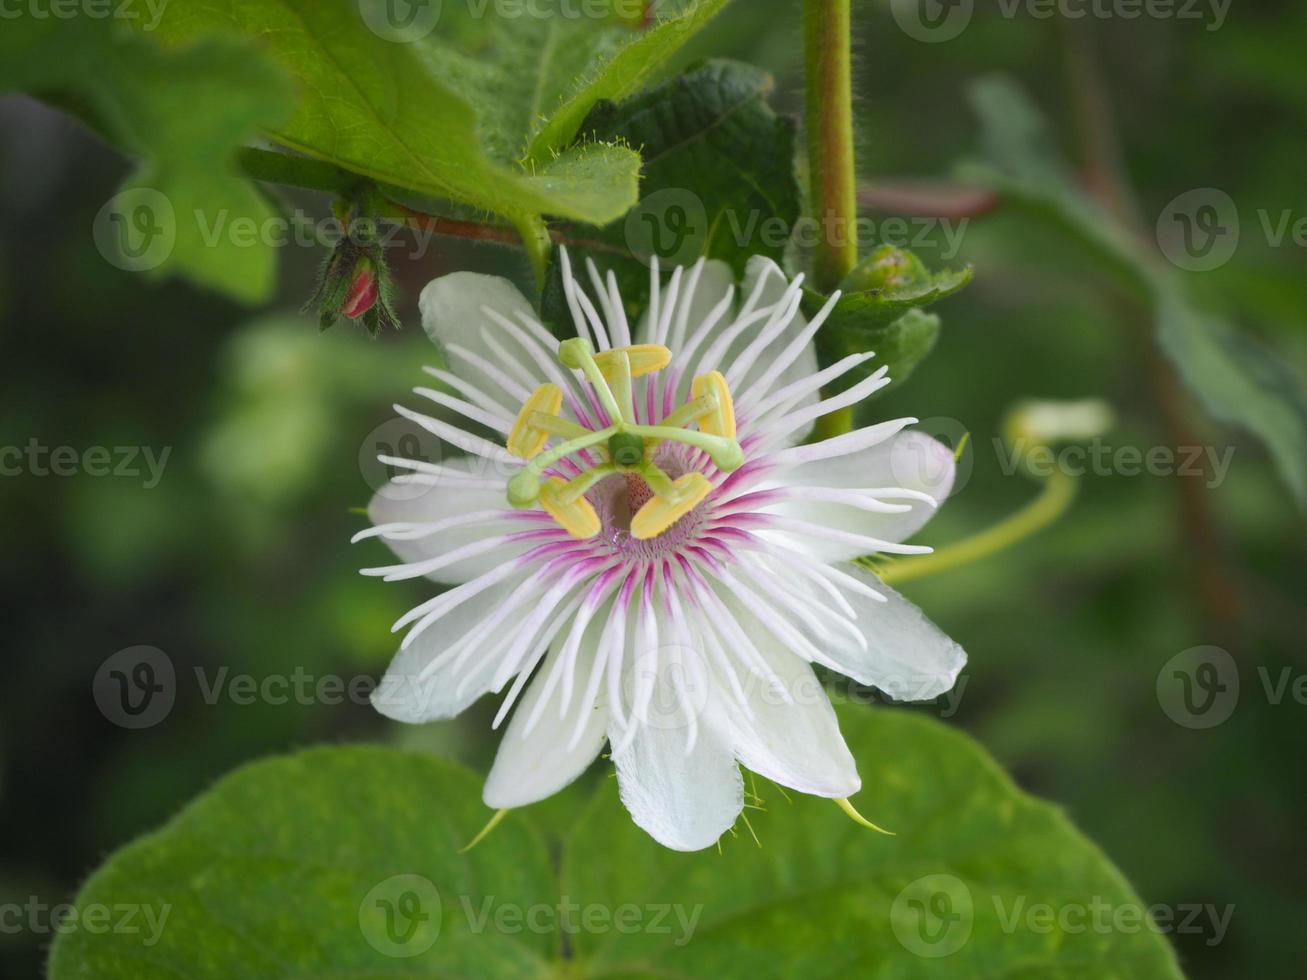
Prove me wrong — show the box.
[512,213,553,290]
[804,0,858,294]
[876,469,1078,586]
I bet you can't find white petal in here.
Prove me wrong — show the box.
[636,259,733,348]
[611,701,743,852]
[826,565,967,702]
[371,571,526,723]
[763,431,956,561]
[419,272,547,400]
[367,457,534,584]
[712,592,861,797]
[483,644,610,809]
[728,257,820,414]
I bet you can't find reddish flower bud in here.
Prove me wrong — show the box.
[341,261,379,319]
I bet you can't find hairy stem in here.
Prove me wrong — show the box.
[804,0,858,294]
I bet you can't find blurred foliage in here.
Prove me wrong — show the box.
[2,1,1306,978]
[0,19,292,301]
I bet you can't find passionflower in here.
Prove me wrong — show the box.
[357,251,966,851]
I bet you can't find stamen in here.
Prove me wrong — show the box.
[529,412,589,441]
[658,394,715,431]
[691,371,736,439]
[631,472,712,540]
[606,349,636,423]
[505,334,744,539]
[508,383,564,459]
[593,344,672,379]
[539,477,602,539]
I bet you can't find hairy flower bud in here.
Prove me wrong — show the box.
[305,212,400,337]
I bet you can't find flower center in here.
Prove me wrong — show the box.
[503,338,743,541]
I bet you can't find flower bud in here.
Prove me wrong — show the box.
[341,260,379,320]
[305,212,399,337]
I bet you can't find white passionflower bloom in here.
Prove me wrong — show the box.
[357,251,966,851]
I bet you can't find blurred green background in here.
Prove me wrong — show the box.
[2,1,1305,976]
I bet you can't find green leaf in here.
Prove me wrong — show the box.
[1157,289,1307,503]
[959,75,1307,505]
[525,0,739,160]
[47,747,559,978]
[543,58,802,327]
[50,707,1182,978]
[143,0,730,231]
[0,22,293,303]
[804,245,973,398]
[563,707,1184,978]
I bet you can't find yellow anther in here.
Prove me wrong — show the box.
[508,384,564,459]
[593,345,671,379]
[539,476,601,539]
[691,371,736,439]
[631,472,712,540]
